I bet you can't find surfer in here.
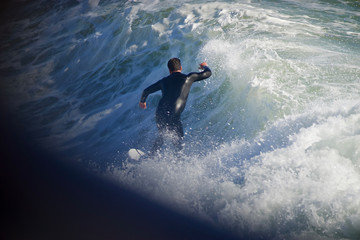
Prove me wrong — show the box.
[139,58,212,155]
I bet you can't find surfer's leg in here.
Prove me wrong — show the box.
[172,118,184,152]
[150,133,164,155]
[149,114,166,155]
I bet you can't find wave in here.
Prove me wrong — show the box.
[1,0,360,239]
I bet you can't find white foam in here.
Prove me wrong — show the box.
[4,1,360,238]
[111,100,360,238]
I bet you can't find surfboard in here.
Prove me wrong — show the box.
[128,148,145,161]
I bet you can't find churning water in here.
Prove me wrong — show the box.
[1,0,360,239]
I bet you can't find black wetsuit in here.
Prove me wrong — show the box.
[140,66,212,153]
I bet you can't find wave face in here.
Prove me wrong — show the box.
[1,0,360,239]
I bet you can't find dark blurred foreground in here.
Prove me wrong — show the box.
[0,1,239,238]
[1,114,241,240]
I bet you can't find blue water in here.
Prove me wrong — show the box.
[1,0,360,239]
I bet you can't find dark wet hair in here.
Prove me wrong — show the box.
[167,58,181,72]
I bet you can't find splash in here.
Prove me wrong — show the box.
[110,100,360,239]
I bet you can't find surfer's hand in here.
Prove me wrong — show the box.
[139,102,146,109]
[199,62,208,70]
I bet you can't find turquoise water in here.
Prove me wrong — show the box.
[1,0,360,239]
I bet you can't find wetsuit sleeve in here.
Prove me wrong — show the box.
[187,66,212,83]
[140,80,161,103]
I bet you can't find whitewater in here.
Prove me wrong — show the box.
[1,0,360,239]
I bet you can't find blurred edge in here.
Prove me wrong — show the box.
[0,1,240,239]
[1,113,240,240]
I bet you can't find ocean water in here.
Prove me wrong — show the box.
[1,0,360,239]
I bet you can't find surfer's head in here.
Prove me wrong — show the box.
[168,58,182,73]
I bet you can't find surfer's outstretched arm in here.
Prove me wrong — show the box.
[187,62,212,83]
[139,80,161,109]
